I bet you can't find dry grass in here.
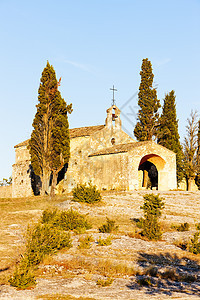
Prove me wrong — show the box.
[37,295,96,300]
[39,256,136,278]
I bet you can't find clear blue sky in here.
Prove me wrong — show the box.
[0,0,200,180]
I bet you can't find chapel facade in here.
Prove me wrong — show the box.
[12,105,177,197]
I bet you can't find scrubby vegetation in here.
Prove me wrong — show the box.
[78,235,94,249]
[189,232,200,254]
[97,236,112,246]
[96,277,114,287]
[171,222,190,232]
[42,208,92,233]
[140,194,164,240]
[9,207,93,289]
[72,182,101,204]
[98,218,118,233]
[9,223,72,289]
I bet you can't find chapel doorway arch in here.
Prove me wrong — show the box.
[138,154,166,190]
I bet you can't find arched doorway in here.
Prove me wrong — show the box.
[139,161,158,189]
[138,154,166,190]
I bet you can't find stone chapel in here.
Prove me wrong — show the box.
[12,105,177,197]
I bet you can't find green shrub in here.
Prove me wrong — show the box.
[97,236,112,246]
[98,218,118,233]
[25,223,72,266]
[171,222,190,232]
[189,232,200,254]
[9,223,72,289]
[196,223,200,230]
[78,235,94,249]
[140,193,164,240]
[42,208,92,233]
[72,182,101,204]
[8,258,36,289]
[96,277,114,287]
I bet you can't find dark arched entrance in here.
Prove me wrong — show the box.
[138,161,158,189]
[138,154,166,190]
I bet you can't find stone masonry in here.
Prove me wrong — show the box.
[12,105,177,197]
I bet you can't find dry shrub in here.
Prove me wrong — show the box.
[96,277,114,287]
[78,235,94,249]
[99,218,118,233]
[171,222,190,232]
[97,236,112,246]
[145,266,158,277]
[42,208,92,233]
[136,276,152,287]
[189,232,200,254]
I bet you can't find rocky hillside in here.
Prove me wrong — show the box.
[0,190,200,299]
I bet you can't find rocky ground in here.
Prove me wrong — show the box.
[1,190,200,299]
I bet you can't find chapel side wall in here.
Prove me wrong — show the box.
[61,128,134,193]
[12,146,33,198]
[62,136,93,192]
[88,153,129,191]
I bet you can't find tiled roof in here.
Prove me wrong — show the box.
[69,125,105,138]
[89,142,140,156]
[14,125,105,148]
[88,141,174,156]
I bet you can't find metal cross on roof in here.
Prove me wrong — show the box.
[110,85,117,106]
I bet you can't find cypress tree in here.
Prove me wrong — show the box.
[29,62,72,196]
[157,90,184,185]
[134,58,160,141]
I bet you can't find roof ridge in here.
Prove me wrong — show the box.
[14,124,105,148]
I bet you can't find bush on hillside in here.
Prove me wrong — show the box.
[140,193,165,240]
[72,182,101,204]
[99,218,118,233]
[42,208,92,233]
[189,232,200,254]
[171,222,190,232]
[9,223,72,289]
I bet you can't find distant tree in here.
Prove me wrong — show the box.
[29,62,72,196]
[157,90,184,185]
[134,58,160,141]
[183,111,198,191]
[0,176,12,186]
[195,120,200,189]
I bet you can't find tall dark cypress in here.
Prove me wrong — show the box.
[134,58,160,141]
[157,90,184,184]
[29,61,72,196]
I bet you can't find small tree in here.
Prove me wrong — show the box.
[158,90,184,185]
[0,176,12,186]
[29,62,72,196]
[140,193,164,240]
[195,120,200,189]
[134,58,160,141]
[183,111,198,191]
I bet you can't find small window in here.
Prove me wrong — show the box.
[111,138,115,145]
